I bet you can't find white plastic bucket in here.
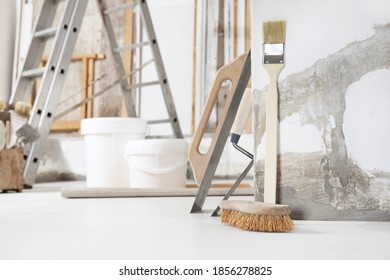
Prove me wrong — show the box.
[125,139,188,188]
[81,117,147,188]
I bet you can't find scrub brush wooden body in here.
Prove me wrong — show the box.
[220,20,293,232]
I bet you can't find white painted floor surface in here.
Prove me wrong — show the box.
[0,181,389,260]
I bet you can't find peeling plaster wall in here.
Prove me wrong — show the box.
[251,0,390,220]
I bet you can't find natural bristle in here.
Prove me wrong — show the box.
[221,209,294,232]
[262,20,286,44]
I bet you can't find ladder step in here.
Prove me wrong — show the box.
[148,119,171,125]
[22,67,45,79]
[104,2,137,15]
[34,27,58,39]
[126,80,161,90]
[113,42,150,53]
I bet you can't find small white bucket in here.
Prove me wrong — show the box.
[125,139,188,188]
[81,117,147,188]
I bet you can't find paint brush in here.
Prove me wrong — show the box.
[219,21,293,232]
[262,20,286,203]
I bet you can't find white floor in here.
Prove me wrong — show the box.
[0,181,389,260]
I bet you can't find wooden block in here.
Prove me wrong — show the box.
[185,183,251,189]
[0,148,24,192]
[61,186,254,199]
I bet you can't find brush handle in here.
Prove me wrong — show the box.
[263,63,284,204]
[231,87,252,139]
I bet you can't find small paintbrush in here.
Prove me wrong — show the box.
[262,20,286,203]
[219,20,293,232]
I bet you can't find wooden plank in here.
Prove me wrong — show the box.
[41,54,106,63]
[234,0,238,58]
[81,57,88,120]
[87,58,95,118]
[61,185,253,199]
[244,0,252,134]
[191,0,198,134]
[245,0,251,52]
[124,0,134,77]
[51,120,80,132]
[122,0,135,117]
[186,183,251,188]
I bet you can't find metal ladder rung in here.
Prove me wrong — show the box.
[126,80,161,90]
[104,2,137,15]
[22,67,46,79]
[113,42,150,53]
[99,0,183,140]
[147,119,171,125]
[34,27,58,39]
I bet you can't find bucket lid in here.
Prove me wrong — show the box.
[125,139,189,155]
[81,117,147,135]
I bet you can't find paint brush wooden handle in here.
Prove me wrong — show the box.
[263,63,284,203]
[231,87,252,140]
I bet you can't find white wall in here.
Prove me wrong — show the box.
[139,0,194,136]
[0,2,17,102]
[344,69,390,173]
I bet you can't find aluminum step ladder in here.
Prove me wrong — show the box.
[9,0,89,187]
[10,0,183,187]
[97,0,183,138]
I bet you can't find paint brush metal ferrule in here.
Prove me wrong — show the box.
[262,43,285,64]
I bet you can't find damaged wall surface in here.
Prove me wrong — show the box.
[251,0,390,220]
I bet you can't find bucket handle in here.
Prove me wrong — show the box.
[125,154,188,174]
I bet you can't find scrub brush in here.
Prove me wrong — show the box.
[220,200,293,232]
[219,20,293,232]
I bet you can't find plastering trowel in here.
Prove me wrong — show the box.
[189,51,251,213]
